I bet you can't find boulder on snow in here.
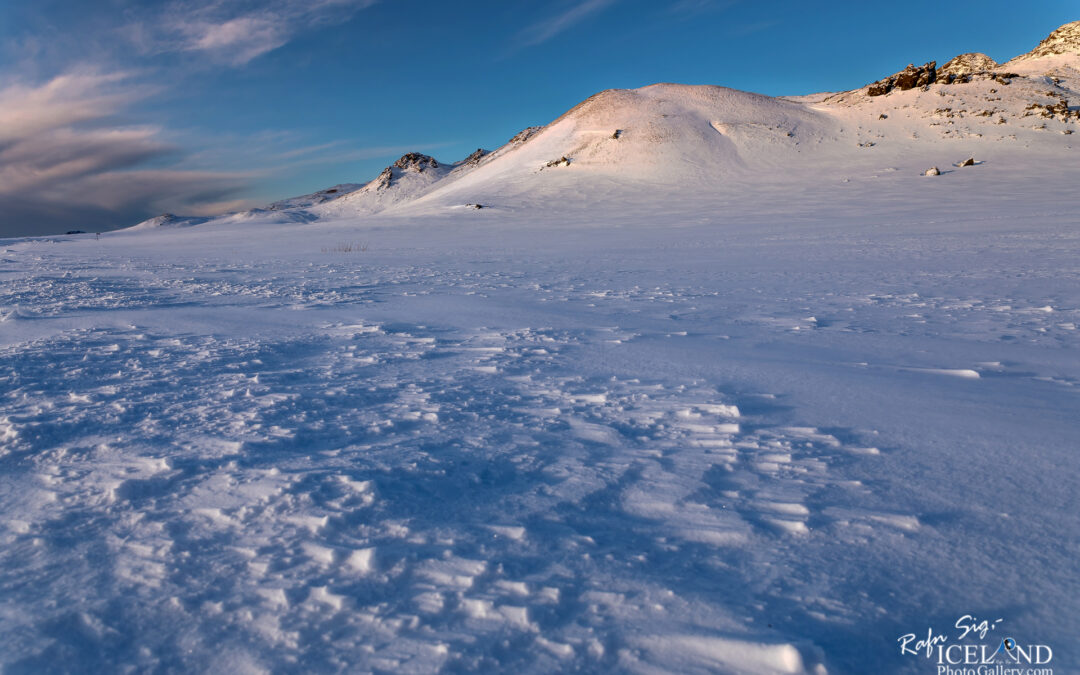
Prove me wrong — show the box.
[959,157,975,167]
[545,156,571,168]
[925,167,941,176]
[1025,98,1079,121]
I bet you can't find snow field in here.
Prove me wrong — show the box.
[2,210,1078,673]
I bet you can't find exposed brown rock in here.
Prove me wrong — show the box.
[393,152,440,172]
[509,126,543,145]
[373,166,393,190]
[939,53,998,77]
[866,61,937,96]
[1026,98,1080,121]
[461,148,489,166]
[867,82,891,97]
[896,62,937,90]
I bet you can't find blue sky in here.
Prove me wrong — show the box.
[0,0,1075,235]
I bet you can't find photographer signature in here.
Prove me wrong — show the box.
[898,615,1004,657]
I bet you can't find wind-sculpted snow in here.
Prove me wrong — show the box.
[2,211,1079,673]
[0,262,849,672]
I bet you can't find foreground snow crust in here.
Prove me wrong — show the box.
[3,185,1079,674]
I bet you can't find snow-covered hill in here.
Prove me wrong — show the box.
[1007,19,1080,63]
[126,21,1080,230]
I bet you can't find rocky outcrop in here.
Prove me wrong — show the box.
[461,148,489,166]
[508,126,543,146]
[895,61,937,89]
[364,153,442,192]
[1008,21,1080,62]
[393,152,440,172]
[865,55,1026,93]
[866,62,937,96]
[372,166,394,190]
[939,53,998,77]
[1024,98,1080,121]
[866,81,891,97]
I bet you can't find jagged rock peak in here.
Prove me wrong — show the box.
[393,152,440,172]
[508,126,543,145]
[939,52,998,76]
[1011,20,1080,62]
[462,148,489,165]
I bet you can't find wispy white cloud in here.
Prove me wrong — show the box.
[0,0,391,234]
[0,72,251,234]
[0,72,141,140]
[518,0,620,48]
[0,68,467,235]
[131,0,379,66]
[185,16,289,64]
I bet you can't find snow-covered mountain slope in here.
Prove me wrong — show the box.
[1007,19,1080,63]
[379,69,1078,223]
[126,22,1080,230]
[393,83,838,214]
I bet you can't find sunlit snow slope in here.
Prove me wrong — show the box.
[127,24,1080,228]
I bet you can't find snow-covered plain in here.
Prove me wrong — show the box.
[2,27,1080,674]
